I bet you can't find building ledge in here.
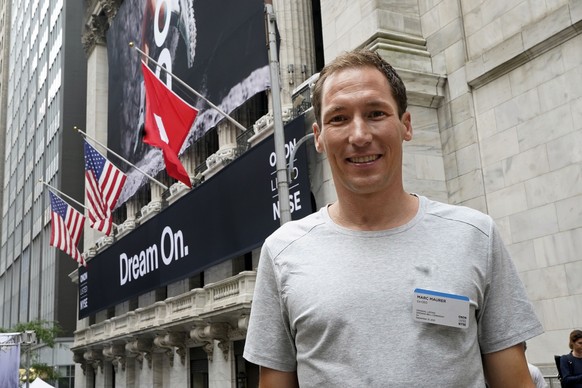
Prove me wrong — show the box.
[466,2,582,88]
[72,271,256,350]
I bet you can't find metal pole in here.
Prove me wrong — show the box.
[75,126,169,191]
[39,179,119,229]
[39,179,87,211]
[265,1,291,225]
[288,133,314,181]
[26,344,30,388]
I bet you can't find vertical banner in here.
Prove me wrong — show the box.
[0,334,20,388]
[106,0,271,204]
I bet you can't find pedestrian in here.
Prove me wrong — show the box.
[559,329,582,387]
[523,342,547,388]
[243,48,543,387]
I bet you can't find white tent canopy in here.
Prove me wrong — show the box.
[25,377,55,388]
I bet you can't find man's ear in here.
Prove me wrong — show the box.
[401,111,413,142]
[313,122,324,153]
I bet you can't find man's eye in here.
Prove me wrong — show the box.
[369,111,386,118]
[328,115,346,123]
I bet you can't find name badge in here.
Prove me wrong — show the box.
[412,288,470,329]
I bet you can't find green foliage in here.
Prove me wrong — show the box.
[10,320,61,347]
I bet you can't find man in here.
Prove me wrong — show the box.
[243,49,543,387]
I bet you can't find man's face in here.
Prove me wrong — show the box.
[573,338,582,354]
[312,66,412,198]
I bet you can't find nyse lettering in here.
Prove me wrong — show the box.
[119,226,189,286]
[269,138,305,220]
[79,271,88,310]
[272,190,302,220]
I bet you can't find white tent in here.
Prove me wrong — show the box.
[25,377,55,388]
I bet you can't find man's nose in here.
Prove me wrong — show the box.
[348,116,373,146]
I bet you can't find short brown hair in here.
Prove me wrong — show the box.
[311,49,407,128]
[570,329,582,350]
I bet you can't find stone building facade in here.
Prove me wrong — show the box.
[73,0,581,387]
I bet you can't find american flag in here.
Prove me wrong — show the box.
[84,140,127,236]
[49,191,86,266]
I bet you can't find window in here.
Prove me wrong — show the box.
[57,364,75,388]
[190,347,209,388]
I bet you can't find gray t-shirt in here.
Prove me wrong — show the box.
[243,196,543,387]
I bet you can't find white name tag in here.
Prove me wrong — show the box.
[412,288,470,329]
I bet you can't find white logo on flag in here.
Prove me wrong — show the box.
[154,113,170,144]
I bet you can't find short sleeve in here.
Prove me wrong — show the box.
[243,242,297,371]
[477,222,544,353]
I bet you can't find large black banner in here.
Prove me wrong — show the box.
[107,0,270,204]
[79,116,313,318]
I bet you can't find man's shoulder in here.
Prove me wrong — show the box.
[265,208,327,247]
[422,197,493,236]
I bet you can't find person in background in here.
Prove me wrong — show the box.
[243,49,543,387]
[560,329,582,387]
[523,342,547,388]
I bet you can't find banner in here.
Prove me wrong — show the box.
[107,0,270,204]
[79,116,313,318]
[0,334,20,388]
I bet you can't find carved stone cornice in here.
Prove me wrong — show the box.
[101,0,123,21]
[126,337,153,369]
[73,351,88,375]
[190,323,231,361]
[82,13,108,56]
[103,344,126,373]
[153,332,187,367]
[229,314,250,340]
[84,349,104,374]
[81,0,123,55]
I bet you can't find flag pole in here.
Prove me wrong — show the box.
[39,179,119,229]
[129,42,248,133]
[265,1,291,225]
[39,179,87,211]
[74,127,169,191]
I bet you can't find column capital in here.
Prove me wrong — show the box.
[82,13,108,55]
[82,0,123,55]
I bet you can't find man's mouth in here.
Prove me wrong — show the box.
[348,155,380,163]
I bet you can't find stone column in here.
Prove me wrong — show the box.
[208,340,233,388]
[153,332,189,386]
[84,348,103,387]
[218,121,238,151]
[204,121,239,179]
[123,355,136,388]
[82,0,126,250]
[82,13,110,253]
[102,360,114,388]
[271,0,317,112]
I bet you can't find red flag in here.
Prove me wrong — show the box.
[84,140,127,236]
[49,191,86,266]
[141,61,198,187]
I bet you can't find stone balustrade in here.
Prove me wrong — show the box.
[73,271,256,349]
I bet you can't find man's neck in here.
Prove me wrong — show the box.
[329,191,419,231]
